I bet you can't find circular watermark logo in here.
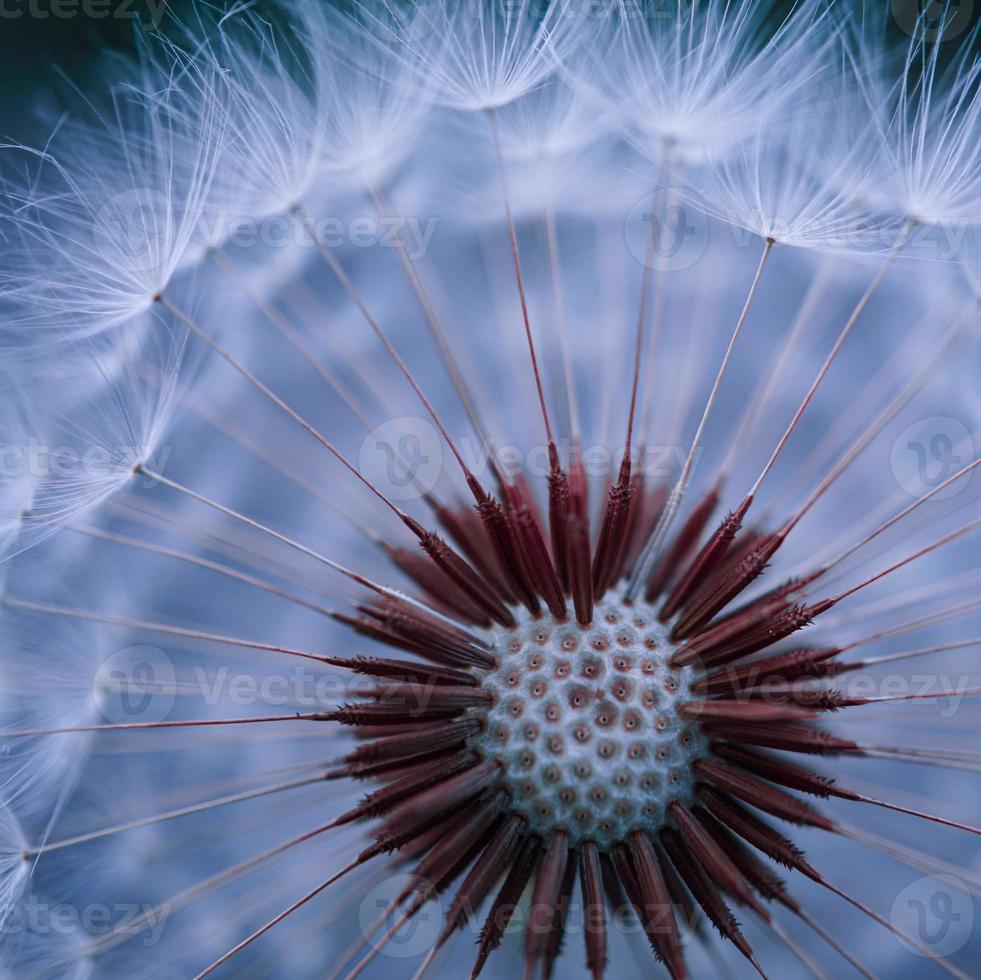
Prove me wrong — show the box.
[357,873,442,959]
[891,0,975,42]
[92,645,175,725]
[890,874,974,957]
[358,416,443,502]
[624,189,709,273]
[92,188,173,277]
[890,416,973,500]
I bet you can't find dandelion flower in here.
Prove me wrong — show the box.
[1,4,980,980]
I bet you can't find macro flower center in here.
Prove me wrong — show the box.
[475,589,707,850]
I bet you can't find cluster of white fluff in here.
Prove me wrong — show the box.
[0,1,979,977]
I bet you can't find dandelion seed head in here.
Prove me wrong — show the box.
[0,44,223,338]
[2,1,981,977]
[572,0,833,164]
[374,0,576,112]
[846,2,981,229]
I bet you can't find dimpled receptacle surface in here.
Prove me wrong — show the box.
[474,588,708,850]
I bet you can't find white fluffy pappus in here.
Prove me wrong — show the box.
[1,326,186,560]
[564,0,835,166]
[845,2,981,232]
[0,43,223,342]
[366,0,581,112]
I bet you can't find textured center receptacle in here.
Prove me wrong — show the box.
[475,588,707,850]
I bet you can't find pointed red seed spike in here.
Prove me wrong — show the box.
[696,785,818,875]
[599,850,631,919]
[658,839,709,943]
[695,808,799,911]
[359,600,493,669]
[694,759,834,829]
[592,455,637,599]
[566,453,594,625]
[408,794,509,904]
[612,468,648,583]
[704,721,859,756]
[324,703,462,727]
[626,830,688,980]
[362,681,492,713]
[542,844,579,980]
[524,830,569,979]
[344,719,480,769]
[386,599,493,652]
[431,498,517,604]
[379,760,499,840]
[336,751,478,827]
[646,485,721,603]
[668,804,767,917]
[351,720,450,740]
[622,482,669,577]
[351,654,480,687]
[720,526,770,573]
[507,477,567,619]
[339,750,463,783]
[475,489,542,615]
[671,532,785,641]
[419,531,517,627]
[344,655,478,688]
[659,827,761,972]
[381,542,491,625]
[350,805,508,980]
[693,647,842,696]
[680,700,816,724]
[472,836,543,980]
[688,574,800,638]
[660,494,754,621]
[609,844,668,970]
[579,842,608,980]
[390,799,479,864]
[333,611,436,665]
[671,600,820,669]
[712,743,848,801]
[547,454,572,595]
[440,814,526,941]
[752,687,849,712]
[338,607,492,672]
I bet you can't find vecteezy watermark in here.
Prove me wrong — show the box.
[221,213,438,261]
[93,188,173,278]
[0,0,168,28]
[358,417,444,503]
[358,873,444,958]
[358,417,693,501]
[92,645,176,725]
[695,670,974,719]
[92,188,440,275]
[357,873,703,962]
[0,439,171,486]
[890,874,974,957]
[1,896,168,947]
[891,0,976,42]
[890,416,973,500]
[92,660,453,717]
[191,665,364,709]
[624,188,709,273]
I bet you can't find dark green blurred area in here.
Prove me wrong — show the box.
[0,0,194,138]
